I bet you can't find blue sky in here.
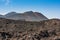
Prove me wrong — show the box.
[0,0,60,19]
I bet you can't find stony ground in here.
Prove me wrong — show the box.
[0,18,60,40]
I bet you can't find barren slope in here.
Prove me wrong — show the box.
[0,11,48,21]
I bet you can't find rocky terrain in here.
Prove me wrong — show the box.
[0,18,60,40]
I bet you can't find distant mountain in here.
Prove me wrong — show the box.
[0,15,5,18]
[5,12,17,17]
[0,11,48,21]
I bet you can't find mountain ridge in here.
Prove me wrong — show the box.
[0,11,48,21]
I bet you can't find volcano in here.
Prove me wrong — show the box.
[0,11,48,21]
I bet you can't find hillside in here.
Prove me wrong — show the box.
[0,11,48,21]
[0,18,60,40]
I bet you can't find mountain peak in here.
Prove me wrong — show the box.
[0,11,48,21]
[8,12,17,14]
[24,11,33,13]
[5,12,17,16]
